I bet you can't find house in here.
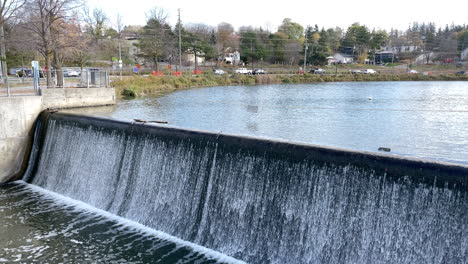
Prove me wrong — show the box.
[333,53,354,64]
[221,48,241,65]
[461,48,468,61]
[327,56,337,65]
[382,45,421,54]
[375,51,396,64]
[183,50,205,65]
[120,25,142,40]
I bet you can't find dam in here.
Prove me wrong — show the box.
[5,110,467,263]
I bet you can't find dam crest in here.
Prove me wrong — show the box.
[21,112,468,264]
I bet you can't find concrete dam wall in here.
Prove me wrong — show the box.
[0,88,115,182]
[22,112,468,264]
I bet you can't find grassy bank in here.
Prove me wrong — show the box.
[112,74,468,98]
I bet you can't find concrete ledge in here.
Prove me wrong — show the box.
[41,88,115,109]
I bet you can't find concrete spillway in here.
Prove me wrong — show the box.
[22,112,468,263]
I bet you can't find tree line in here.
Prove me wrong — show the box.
[1,0,468,86]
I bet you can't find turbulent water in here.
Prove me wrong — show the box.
[0,182,240,263]
[23,113,468,264]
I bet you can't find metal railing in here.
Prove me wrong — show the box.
[0,69,110,97]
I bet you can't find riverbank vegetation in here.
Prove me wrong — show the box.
[113,74,468,98]
[2,0,467,90]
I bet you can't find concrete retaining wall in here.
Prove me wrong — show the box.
[42,88,115,109]
[0,97,42,182]
[0,88,115,183]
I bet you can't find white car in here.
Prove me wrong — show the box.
[234,68,252,75]
[65,70,81,77]
[407,70,418,74]
[310,68,326,74]
[213,69,225,75]
[364,69,377,74]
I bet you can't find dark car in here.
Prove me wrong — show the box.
[17,69,45,78]
[455,71,465,75]
[253,69,267,75]
[310,68,326,74]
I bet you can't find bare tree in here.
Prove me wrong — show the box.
[216,22,234,51]
[52,11,88,85]
[145,7,167,24]
[0,0,26,88]
[84,7,107,43]
[115,13,123,76]
[23,0,82,87]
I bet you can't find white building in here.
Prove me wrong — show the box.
[383,45,421,54]
[461,48,468,61]
[224,50,241,65]
[183,52,205,65]
[333,53,354,64]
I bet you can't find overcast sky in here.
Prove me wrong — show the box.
[88,0,468,31]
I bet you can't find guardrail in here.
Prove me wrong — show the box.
[0,69,110,97]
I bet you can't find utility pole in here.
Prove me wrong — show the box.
[118,41,122,80]
[178,8,182,72]
[116,13,123,80]
[250,40,254,71]
[303,38,308,74]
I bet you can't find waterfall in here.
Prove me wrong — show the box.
[24,112,468,264]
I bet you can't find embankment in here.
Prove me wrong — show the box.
[113,74,468,97]
[21,111,468,264]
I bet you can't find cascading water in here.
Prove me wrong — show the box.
[23,112,468,264]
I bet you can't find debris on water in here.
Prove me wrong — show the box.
[149,120,169,124]
[378,147,391,152]
[367,97,373,100]
[133,119,147,123]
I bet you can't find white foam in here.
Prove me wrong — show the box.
[18,181,246,264]
[70,239,83,244]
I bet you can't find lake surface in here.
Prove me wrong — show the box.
[84,81,468,164]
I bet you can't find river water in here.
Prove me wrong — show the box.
[89,81,468,164]
[1,81,467,263]
[0,182,242,263]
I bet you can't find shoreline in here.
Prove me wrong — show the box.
[112,74,468,98]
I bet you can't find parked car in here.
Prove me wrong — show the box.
[253,69,267,75]
[351,70,363,74]
[310,68,326,74]
[17,69,45,78]
[213,69,225,75]
[363,69,377,74]
[235,68,252,75]
[16,69,33,77]
[455,71,466,75]
[407,70,418,74]
[64,70,81,77]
